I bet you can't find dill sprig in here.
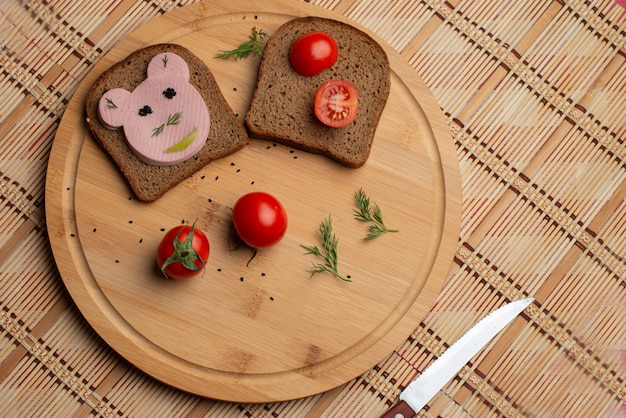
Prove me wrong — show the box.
[353,188,398,240]
[215,27,269,60]
[301,215,351,282]
[105,98,117,109]
[167,112,182,126]
[152,112,182,137]
[152,124,164,137]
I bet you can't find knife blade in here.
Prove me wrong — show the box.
[379,297,534,418]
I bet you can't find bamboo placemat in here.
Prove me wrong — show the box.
[1,0,624,416]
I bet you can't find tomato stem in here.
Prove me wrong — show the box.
[246,248,258,267]
[160,222,206,279]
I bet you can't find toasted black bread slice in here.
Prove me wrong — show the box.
[245,17,391,168]
[85,43,248,202]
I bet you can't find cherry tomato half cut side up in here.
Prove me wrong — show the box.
[232,192,288,249]
[314,79,359,128]
[156,223,210,280]
[289,31,338,77]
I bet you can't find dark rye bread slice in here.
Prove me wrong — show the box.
[85,43,248,202]
[245,17,391,168]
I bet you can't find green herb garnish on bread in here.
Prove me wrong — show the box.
[85,43,248,202]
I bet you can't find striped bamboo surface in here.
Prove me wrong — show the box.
[0,0,624,416]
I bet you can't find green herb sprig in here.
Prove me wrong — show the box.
[152,112,182,137]
[105,98,117,109]
[353,188,398,240]
[215,27,269,60]
[301,215,351,282]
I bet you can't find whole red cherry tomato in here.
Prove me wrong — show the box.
[156,223,209,280]
[232,192,288,249]
[289,31,338,77]
[314,79,359,128]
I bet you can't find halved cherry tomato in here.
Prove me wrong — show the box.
[289,31,338,77]
[232,192,288,249]
[156,223,209,280]
[314,79,358,128]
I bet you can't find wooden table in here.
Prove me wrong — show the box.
[1,0,624,416]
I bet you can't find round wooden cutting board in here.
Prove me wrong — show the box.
[45,0,461,403]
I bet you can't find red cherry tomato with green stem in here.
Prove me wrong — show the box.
[232,192,288,249]
[156,222,210,280]
[289,31,338,77]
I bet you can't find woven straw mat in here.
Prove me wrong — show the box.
[0,0,625,416]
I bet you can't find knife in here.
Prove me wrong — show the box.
[379,297,534,418]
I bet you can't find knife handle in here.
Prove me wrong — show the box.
[379,400,416,418]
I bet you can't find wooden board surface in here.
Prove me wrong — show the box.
[45,0,461,403]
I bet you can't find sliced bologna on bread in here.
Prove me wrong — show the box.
[85,43,248,202]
